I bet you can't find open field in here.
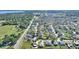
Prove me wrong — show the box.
[0,25,17,37]
[0,25,24,48]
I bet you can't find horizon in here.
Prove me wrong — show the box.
[0,10,79,14]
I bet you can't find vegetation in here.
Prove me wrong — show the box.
[0,13,33,48]
[0,10,79,49]
[21,40,32,49]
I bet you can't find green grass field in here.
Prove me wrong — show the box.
[21,40,32,49]
[0,25,23,42]
[0,25,17,36]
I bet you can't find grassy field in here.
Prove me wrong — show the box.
[0,25,23,42]
[21,40,32,49]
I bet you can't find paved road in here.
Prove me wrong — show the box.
[13,17,35,49]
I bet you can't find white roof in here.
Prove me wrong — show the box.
[74,41,79,44]
[39,40,44,47]
[33,37,37,41]
[57,38,61,42]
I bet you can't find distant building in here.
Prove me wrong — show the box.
[32,37,37,41]
[74,40,79,49]
[67,43,73,49]
[59,40,65,46]
[58,33,65,38]
[45,40,52,46]
[72,31,79,39]
[54,41,58,46]
[74,40,79,45]
[39,40,44,48]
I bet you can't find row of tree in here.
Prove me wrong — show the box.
[0,13,34,29]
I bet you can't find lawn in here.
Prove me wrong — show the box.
[0,25,23,42]
[21,40,32,49]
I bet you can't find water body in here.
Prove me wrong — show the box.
[0,10,25,14]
